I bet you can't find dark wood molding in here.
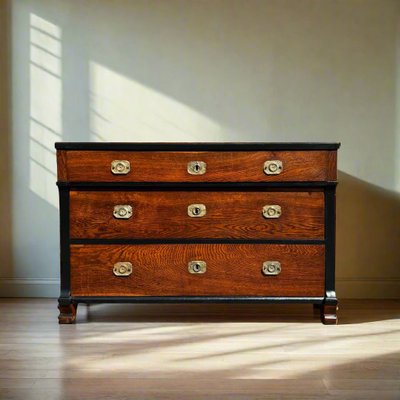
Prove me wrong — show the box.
[55,142,341,151]
[72,296,325,304]
[70,238,325,245]
[57,181,338,188]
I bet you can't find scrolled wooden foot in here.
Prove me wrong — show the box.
[58,303,77,324]
[321,303,338,325]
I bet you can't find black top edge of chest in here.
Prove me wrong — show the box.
[55,142,341,151]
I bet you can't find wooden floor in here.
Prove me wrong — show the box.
[0,299,399,399]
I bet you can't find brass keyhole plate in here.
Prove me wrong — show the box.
[113,262,133,277]
[188,260,207,274]
[188,204,207,217]
[262,205,282,219]
[262,261,281,276]
[113,205,133,219]
[264,160,283,175]
[111,160,131,175]
[187,161,207,175]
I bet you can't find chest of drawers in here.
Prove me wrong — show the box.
[56,142,340,324]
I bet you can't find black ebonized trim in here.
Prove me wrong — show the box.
[57,181,338,189]
[58,186,70,301]
[324,186,337,305]
[71,296,324,304]
[70,238,325,245]
[55,142,340,151]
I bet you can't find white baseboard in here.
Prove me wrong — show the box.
[0,278,59,298]
[0,277,399,299]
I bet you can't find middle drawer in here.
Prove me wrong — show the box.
[70,190,324,240]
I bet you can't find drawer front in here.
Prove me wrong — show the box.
[70,191,324,240]
[58,150,337,182]
[70,244,325,296]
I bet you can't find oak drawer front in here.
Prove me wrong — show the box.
[58,150,336,182]
[70,244,325,297]
[70,191,324,240]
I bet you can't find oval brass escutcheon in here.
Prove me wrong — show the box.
[111,160,131,175]
[187,161,207,175]
[188,203,206,217]
[262,205,281,219]
[113,205,133,219]
[262,261,281,276]
[264,160,283,175]
[188,260,207,274]
[113,262,133,277]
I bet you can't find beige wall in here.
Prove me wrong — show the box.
[1,0,399,298]
[0,0,12,291]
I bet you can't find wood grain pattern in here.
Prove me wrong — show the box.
[60,150,337,182]
[56,150,68,181]
[69,191,325,240]
[70,244,325,296]
[327,151,337,180]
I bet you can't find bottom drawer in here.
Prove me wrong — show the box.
[70,244,325,297]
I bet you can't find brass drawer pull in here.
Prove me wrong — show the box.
[188,204,206,217]
[111,160,131,175]
[188,260,207,274]
[262,205,281,219]
[262,261,281,276]
[113,205,133,219]
[113,262,133,277]
[264,160,283,175]
[187,161,207,175]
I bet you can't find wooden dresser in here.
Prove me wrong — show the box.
[55,142,340,324]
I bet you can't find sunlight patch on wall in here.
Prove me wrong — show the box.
[29,14,62,208]
[89,62,223,142]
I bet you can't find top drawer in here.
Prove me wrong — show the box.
[57,150,337,182]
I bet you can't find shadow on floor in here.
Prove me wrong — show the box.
[79,299,400,324]
[82,302,319,324]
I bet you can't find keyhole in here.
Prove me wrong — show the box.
[194,163,200,172]
[193,263,201,272]
[193,207,201,215]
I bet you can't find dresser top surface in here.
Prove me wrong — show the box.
[55,142,340,151]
